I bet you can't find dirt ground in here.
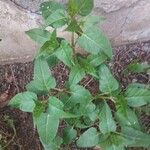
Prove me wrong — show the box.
[0,41,150,150]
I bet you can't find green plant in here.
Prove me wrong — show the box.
[9,0,150,149]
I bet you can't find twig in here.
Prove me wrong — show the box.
[52,88,65,92]
[52,88,72,94]
[2,119,16,149]
[84,77,93,88]
[10,65,19,93]
[92,95,116,103]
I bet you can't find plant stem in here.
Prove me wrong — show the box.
[52,88,72,94]
[53,88,65,92]
[71,32,76,56]
[2,122,16,149]
[92,94,116,103]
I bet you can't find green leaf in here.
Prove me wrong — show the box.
[99,102,116,134]
[78,56,98,78]
[138,104,150,114]
[69,64,85,86]
[64,85,92,118]
[99,64,119,93]
[65,117,91,129]
[48,97,76,118]
[37,113,59,145]
[63,127,77,144]
[26,57,56,95]
[115,95,128,116]
[46,9,68,28]
[33,101,46,121]
[68,0,94,16]
[46,54,59,68]
[54,40,74,67]
[81,15,106,30]
[59,92,70,108]
[77,0,94,16]
[87,52,108,67]
[69,85,92,106]
[115,95,140,129]
[115,108,140,130]
[125,83,150,107]
[42,136,63,150]
[33,101,46,128]
[66,19,82,33]
[40,1,65,19]
[82,115,95,126]
[77,127,99,147]
[41,136,61,150]
[101,143,125,150]
[9,92,37,112]
[122,126,150,148]
[77,27,112,58]
[40,30,59,56]
[56,37,65,44]
[83,102,98,121]
[25,28,51,45]
[75,120,92,129]
[105,145,125,150]
[126,62,150,73]
[99,133,125,150]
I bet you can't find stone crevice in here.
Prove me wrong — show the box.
[113,9,133,40]
[97,0,143,13]
[9,0,40,14]
[0,0,150,64]
[113,0,146,40]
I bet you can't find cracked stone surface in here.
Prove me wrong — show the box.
[9,0,66,13]
[0,0,150,64]
[101,0,150,45]
[7,0,140,13]
[95,0,139,13]
[0,0,40,64]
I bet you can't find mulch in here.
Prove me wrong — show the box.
[0,41,150,150]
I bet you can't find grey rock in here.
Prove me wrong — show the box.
[95,0,139,13]
[0,0,150,64]
[0,0,40,64]
[9,0,67,12]
[101,0,150,45]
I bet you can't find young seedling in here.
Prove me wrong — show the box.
[9,0,150,149]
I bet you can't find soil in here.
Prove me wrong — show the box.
[0,41,150,150]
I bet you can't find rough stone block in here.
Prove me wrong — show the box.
[0,0,150,64]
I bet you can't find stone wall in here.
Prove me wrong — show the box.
[0,0,150,64]
[0,0,40,64]
[98,0,150,45]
